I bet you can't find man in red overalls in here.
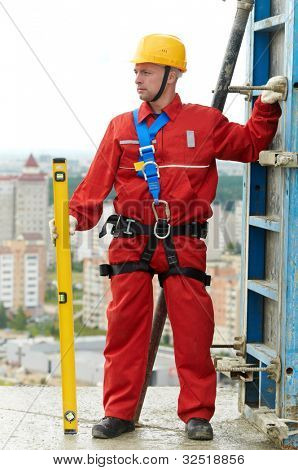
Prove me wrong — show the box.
[49,34,282,440]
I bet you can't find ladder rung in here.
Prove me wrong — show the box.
[254,14,286,32]
[249,216,280,232]
[247,279,278,301]
[246,343,276,366]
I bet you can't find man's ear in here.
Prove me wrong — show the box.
[167,70,177,84]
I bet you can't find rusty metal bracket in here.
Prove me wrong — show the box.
[214,356,281,383]
[266,356,281,383]
[213,357,258,382]
[233,335,246,357]
[227,77,288,101]
[211,335,246,355]
[244,405,290,443]
[259,151,298,168]
[229,82,253,101]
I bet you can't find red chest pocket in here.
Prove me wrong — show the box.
[118,138,159,168]
[118,139,139,168]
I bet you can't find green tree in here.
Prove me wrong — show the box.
[215,175,243,205]
[71,258,83,272]
[226,242,235,252]
[0,302,8,328]
[234,242,241,254]
[9,306,27,331]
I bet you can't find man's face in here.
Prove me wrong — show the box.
[134,63,165,102]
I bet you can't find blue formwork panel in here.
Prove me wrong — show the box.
[241,0,298,448]
[245,354,260,407]
[260,362,276,409]
[253,0,270,85]
[280,0,298,449]
[248,226,265,279]
[248,163,266,280]
[254,0,270,21]
[249,162,266,215]
[247,291,264,343]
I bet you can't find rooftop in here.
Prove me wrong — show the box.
[24,154,39,168]
[0,384,278,450]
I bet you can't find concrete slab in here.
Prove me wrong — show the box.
[0,384,279,450]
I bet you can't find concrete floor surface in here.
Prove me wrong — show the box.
[0,384,278,450]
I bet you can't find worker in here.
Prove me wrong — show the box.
[49,34,282,440]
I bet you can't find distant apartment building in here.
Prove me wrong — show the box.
[81,201,114,329]
[206,202,225,260]
[82,256,111,330]
[207,254,241,345]
[0,234,46,316]
[15,154,49,243]
[0,154,49,245]
[234,200,242,245]
[223,200,243,248]
[73,200,114,262]
[0,175,16,244]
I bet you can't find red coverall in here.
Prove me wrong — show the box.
[69,93,281,423]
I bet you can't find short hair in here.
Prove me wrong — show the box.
[171,67,183,80]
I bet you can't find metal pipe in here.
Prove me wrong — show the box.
[216,366,267,372]
[228,77,288,101]
[211,0,255,111]
[229,85,283,92]
[133,290,167,423]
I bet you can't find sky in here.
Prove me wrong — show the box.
[0,0,249,160]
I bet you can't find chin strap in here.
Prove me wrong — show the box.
[151,65,171,102]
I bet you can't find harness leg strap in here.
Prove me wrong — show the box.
[158,266,211,288]
[140,234,158,264]
[162,233,179,266]
[99,261,155,278]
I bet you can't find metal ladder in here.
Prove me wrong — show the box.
[238,0,298,448]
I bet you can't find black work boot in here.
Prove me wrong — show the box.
[185,418,213,440]
[92,416,135,439]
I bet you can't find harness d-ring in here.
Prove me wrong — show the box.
[141,161,160,181]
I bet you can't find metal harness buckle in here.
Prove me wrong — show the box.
[139,144,155,156]
[123,218,135,235]
[111,215,121,238]
[152,200,171,240]
[141,161,160,181]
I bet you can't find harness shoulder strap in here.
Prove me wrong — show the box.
[132,108,170,203]
[132,109,170,144]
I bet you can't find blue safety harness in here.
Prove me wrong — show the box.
[98,107,211,288]
[132,108,169,204]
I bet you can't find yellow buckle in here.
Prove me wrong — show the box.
[134,161,144,171]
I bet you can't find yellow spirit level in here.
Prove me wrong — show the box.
[52,158,78,434]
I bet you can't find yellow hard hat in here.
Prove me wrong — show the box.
[131,34,187,72]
